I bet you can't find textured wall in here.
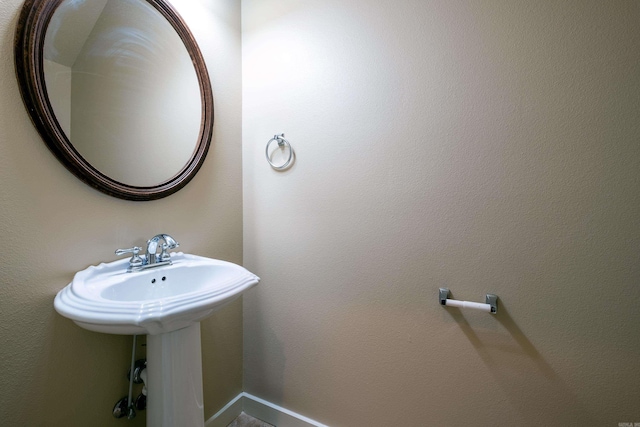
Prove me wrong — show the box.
[242,1,640,426]
[0,0,242,425]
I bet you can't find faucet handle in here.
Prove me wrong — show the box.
[115,246,143,267]
[159,241,179,262]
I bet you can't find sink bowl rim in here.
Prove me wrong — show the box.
[54,252,260,335]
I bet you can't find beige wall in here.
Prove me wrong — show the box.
[0,0,242,425]
[242,1,640,426]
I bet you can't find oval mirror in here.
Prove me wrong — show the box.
[15,0,213,201]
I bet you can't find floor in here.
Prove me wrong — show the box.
[227,412,275,427]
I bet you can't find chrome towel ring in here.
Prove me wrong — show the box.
[265,133,294,170]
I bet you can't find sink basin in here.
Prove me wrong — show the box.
[55,251,260,426]
[54,252,260,335]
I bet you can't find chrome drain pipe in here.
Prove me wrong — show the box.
[113,335,139,419]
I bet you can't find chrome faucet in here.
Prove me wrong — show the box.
[146,234,179,264]
[115,234,180,272]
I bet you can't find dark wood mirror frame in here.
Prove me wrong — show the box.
[14,0,214,201]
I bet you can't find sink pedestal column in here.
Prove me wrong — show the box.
[147,323,204,427]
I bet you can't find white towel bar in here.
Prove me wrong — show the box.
[439,288,498,314]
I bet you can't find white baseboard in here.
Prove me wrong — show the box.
[206,393,244,427]
[206,392,329,427]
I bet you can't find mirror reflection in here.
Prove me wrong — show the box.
[43,0,202,187]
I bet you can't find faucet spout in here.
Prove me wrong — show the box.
[146,234,180,265]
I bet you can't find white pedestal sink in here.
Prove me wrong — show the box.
[54,252,259,426]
